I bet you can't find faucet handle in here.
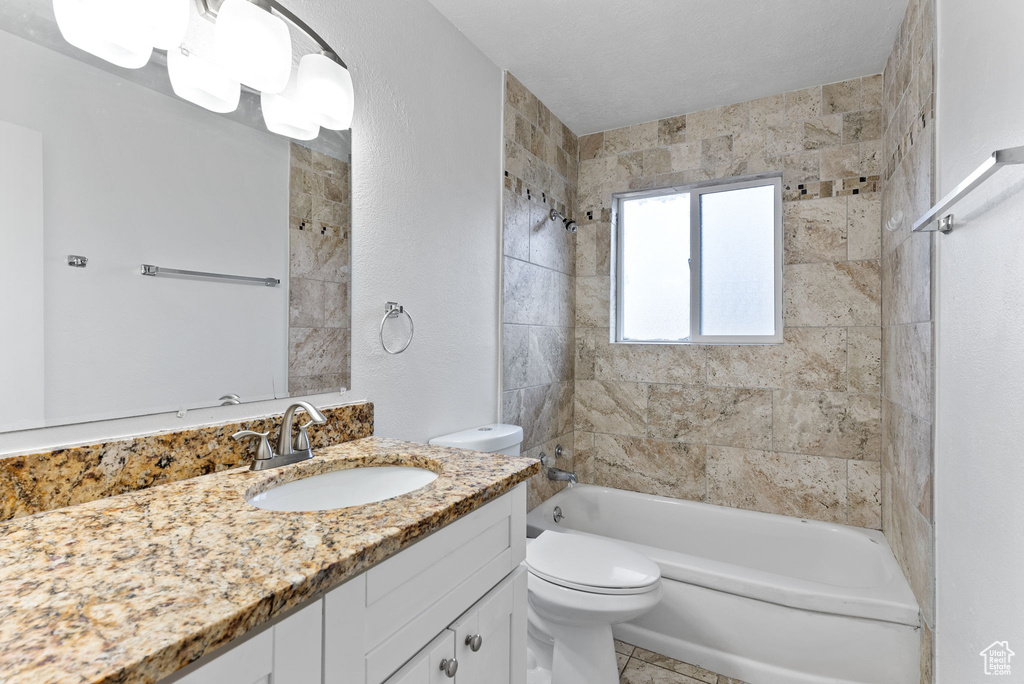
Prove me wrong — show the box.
[293,419,314,452]
[232,430,275,461]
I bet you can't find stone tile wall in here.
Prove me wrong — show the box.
[881,0,936,677]
[501,74,579,508]
[573,77,885,528]
[288,143,351,395]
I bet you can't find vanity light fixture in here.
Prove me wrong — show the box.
[167,47,242,113]
[214,0,292,94]
[297,53,354,130]
[52,0,354,140]
[52,0,157,69]
[261,73,321,141]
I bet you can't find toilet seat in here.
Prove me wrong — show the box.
[526,531,661,595]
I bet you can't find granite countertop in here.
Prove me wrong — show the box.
[0,437,539,684]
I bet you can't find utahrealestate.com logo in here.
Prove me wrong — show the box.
[980,641,1015,676]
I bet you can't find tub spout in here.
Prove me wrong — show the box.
[547,467,578,485]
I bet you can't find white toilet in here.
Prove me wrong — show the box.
[525,531,662,684]
[430,424,662,684]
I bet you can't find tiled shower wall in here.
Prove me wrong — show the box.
[880,0,936,678]
[573,78,885,528]
[501,74,579,509]
[288,143,351,396]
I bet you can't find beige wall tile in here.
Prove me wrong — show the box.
[669,141,702,171]
[783,150,820,185]
[643,148,672,176]
[658,114,687,145]
[574,380,648,437]
[604,126,631,155]
[773,390,881,460]
[708,328,847,391]
[719,102,750,135]
[821,143,862,180]
[849,460,882,528]
[707,446,848,523]
[843,109,883,144]
[823,78,863,115]
[882,321,933,420]
[630,121,659,150]
[702,135,734,172]
[750,93,786,129]
[785,86,822,121]
[862,74,884,110]
[686,107,720,140]
[803,115,842,149]
[882,232,931,326]
[595,339,706,385]
[576,275,610,328]
[784,261,881,327]
[648,385,772,449]
[882,398,933,521]
[848,326,882,394]
[766,121,805,158]
[577,433,706,501]
[784,196,847,264]
[580,132,603,161]
[848,192,882,260]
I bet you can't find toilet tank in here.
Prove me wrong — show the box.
[429,424,524,456]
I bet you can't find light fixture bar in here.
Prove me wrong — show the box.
[193,0,347,68]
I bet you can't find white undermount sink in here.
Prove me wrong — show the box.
[247,466,439,512]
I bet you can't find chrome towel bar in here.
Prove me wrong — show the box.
[140,264,280,287]
[913,145,1024,234]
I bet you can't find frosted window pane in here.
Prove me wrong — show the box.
[621,194,690,340]
[699,185,776,336]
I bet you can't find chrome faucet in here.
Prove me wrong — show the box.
[233,401,328,471]
[547,468,578,485]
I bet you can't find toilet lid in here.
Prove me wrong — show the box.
[526,531,661,595]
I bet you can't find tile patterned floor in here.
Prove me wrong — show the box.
[615,640,749,684]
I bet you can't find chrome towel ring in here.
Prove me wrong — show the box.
[380,301,414,354]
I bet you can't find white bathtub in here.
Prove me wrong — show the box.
[527,485,920,684]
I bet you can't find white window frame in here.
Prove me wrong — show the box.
[612,174,784,345]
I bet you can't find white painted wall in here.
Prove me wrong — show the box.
[294,0,504,442]
[0,29,289,428]
[0,121,44,431]
[934,1,1024,680]
[0,0,503,453]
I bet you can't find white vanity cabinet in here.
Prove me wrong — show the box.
[170,599,322,684]
[162,485,526,684]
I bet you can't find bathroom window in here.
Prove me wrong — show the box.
[614,175,783,344]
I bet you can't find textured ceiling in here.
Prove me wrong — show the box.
[427,0,905,134]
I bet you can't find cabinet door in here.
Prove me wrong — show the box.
[170,599,322,684]
[383,631,456,684]
[173,629,273,684]
[273,598,323,684]
[448,567,525,684]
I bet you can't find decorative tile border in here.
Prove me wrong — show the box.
[0,401,373,521]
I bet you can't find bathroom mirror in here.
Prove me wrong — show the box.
[0,0,351,433]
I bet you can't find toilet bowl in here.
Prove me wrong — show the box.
[525,531,662,684]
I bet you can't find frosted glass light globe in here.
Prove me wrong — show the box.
[52,0,153,69]
[296,53,354,131]
[141,0,190,50]
[261,76,320,140]
[215,0,292,94]
[167,49,241,113]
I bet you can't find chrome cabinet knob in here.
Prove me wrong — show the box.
[439,658,458,677]
[465,634,483,652]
